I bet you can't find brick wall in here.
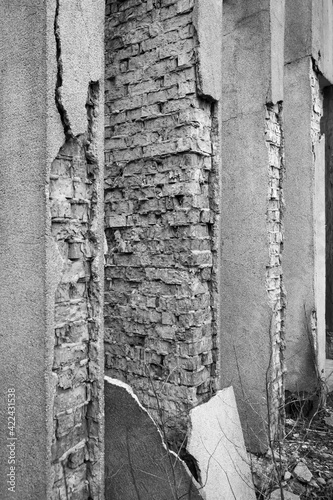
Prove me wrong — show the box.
[265,103,286,440]
[104,0,220,449]
[50,83,103,500]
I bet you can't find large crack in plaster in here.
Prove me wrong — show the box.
[54,0,72,138]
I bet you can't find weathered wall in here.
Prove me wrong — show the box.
[0,2,104,499]
[104,0,222,451]
[221,0,285,452]
[285,0,333,85]
[283,1,327,393]
[0,3,53,499]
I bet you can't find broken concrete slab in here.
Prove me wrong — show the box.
[104,377,204,500]
[187,386,256,500]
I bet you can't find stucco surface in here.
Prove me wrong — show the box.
[283,57,318,391]
[313,137,326,380]
[193,0,222,101]
[312,0,333,84]
[284,0,312,65]
[285,0,333,83]
[221,0,284,452]
[0,3,51,499]
[58,0,104,136]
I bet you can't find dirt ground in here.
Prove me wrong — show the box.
[251,392,333,499]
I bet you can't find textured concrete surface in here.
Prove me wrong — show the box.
[193,0,222,100]
[313,137,326,380]
[284,0,312,65]
[104,377,203,500]
[283,57,319,392]
[57,0,104,136]
[221,0,285,452]
[187,387,256,500]
[270,0,285,103]
[312,0,333,84]
[0,3,52,499]
[285,0,333,83]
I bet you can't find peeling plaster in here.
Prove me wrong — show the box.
[55,0,104,137]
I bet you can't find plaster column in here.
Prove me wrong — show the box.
[283,0,333,394]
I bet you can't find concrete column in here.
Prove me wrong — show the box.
[221,0,285,452]
[0,2,104,499]
[284,0,333,394]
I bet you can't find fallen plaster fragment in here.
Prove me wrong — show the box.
[104,377,204,500]
[187,386,256,500]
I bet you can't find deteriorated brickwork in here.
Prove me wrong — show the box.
[50,84,103,499]
[265,103,286,440]
[104,0,220,444]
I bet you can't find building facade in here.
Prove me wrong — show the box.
[0,0,333,498]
